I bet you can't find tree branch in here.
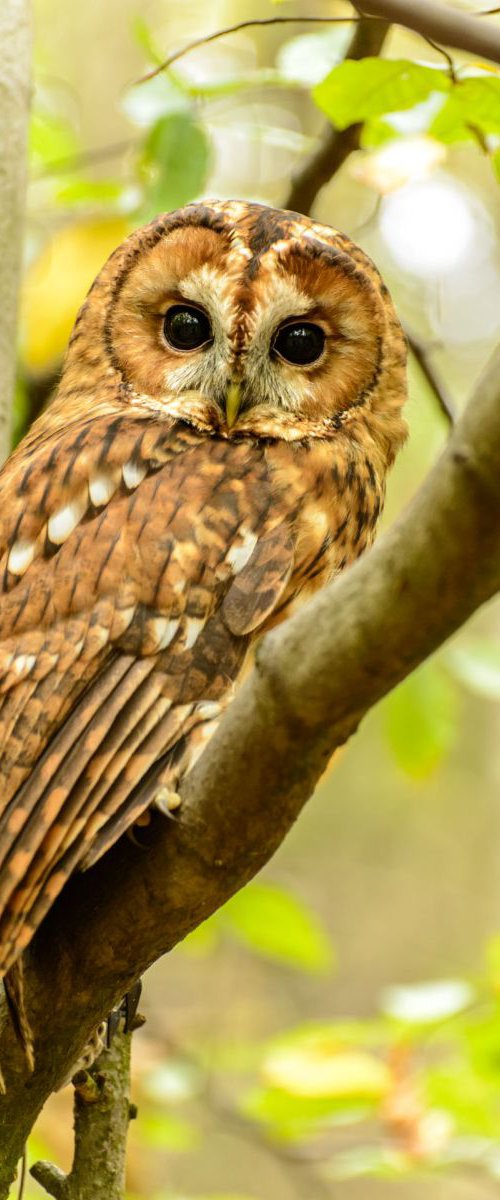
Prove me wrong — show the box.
[0,0,31,464]
[31,1029,134,1200]
[286,16,389,215]
[136,1,500,84]
[358,0,500,63]
[407,333,456,426]
[0,343,499,1196]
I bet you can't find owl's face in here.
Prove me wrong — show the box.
[63,200,407,452]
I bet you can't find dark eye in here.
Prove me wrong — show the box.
[273,322,325,366]
[163,305,212,351]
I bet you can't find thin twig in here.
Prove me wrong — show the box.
[136,16,373,84]
[422,34,457,79]
[407,334,456,425]
[135,1,500,85]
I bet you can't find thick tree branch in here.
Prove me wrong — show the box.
[358,0,500,63]
[0,0,31,464]
[0,345,499,1196]
[286,16,390,215]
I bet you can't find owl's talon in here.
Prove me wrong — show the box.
[107,979,143,1047]
[154,786,182,816]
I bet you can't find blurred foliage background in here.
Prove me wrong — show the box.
[12,0,500,1197]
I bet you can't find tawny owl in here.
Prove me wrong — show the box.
[0,200,407,979]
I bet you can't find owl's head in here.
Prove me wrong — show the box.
[61,200,407,462]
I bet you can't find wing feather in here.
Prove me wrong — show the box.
[0,414,294,974]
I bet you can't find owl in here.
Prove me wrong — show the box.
[0,200,407,980]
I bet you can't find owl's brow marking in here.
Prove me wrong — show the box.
[101,209,231,385]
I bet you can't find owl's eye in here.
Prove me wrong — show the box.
[163,305,212,351]
[273,322,325,366]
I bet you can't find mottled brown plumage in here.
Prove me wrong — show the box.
[0,200,407,977]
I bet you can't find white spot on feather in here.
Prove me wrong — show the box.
[196,701,221,721]
[184,617,205,649]
[89,470,117,507]
[156,617,180,650]
[8,539,36,576]
[48,495,86,545]
[12,653,36,676]
[122,460,147,490]
[225,527,258,574]
[110,604,136,639]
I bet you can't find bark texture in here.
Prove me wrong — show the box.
[0,345,499,1197]
[0,0,31,463]
[31,1029,133,1199]
[358,0,500,65]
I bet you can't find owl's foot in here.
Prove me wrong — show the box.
[65,981,144,1085]
[153,786,182,816]
[106,979,143,1045]
[127,789,181,850]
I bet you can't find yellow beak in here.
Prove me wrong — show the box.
[225,379,242,429]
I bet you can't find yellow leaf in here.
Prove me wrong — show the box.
[21,218,131,373]
[262,1040,391,1100]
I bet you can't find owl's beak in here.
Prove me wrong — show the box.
[225,379,242,428]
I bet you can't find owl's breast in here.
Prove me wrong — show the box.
[261,434,386,629]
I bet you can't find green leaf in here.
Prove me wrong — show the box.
[382,660,459,778]
[313,58,449,130]
[428,94,474,144]
[220,882,334,974]
[455,75,500,134]
[360,118,400,148]
[426,1062,500,1137]
[243,1084,372,1140]
[30,110,78,168]
[446,637,500,701]
[54,179,126,207]
[139,112,211,219]
[132,15,163,64]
